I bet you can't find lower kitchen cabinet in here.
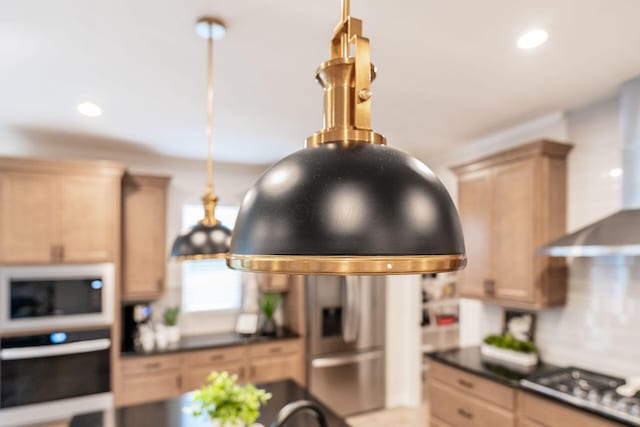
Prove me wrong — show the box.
[517,391,623,427]
[116,339,304,407]
[181,346,248,392]
[429,379,515,427]
[428,361,624,427]
[249,352,303,384]
[117,354,183,406]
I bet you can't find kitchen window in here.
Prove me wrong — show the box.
[181,205,241,313]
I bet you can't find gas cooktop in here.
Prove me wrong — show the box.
[521,367,640,426]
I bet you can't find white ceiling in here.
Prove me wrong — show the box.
[2,0,640,165]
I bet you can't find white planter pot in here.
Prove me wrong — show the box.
[166,325,181,343]
[480,343,538,367]
[155,324,169,350]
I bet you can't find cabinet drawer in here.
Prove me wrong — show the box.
[248,339,300,358]
[518,391,624,427]
[249,353,303,384]
[517,417,546,427]
[183,346,246,367]
[430,361,516,410]
[182,361,247,393]
[121,354,182,376]
[429,379,515,427]
[430,416,454,427]
[118,371,182,406]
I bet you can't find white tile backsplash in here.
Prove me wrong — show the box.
[445,93,640,378]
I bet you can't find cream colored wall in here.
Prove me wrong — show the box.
[424,95,640,377]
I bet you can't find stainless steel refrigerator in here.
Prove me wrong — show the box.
[305,275,385,416]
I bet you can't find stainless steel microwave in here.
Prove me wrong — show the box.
[0,264,115,332]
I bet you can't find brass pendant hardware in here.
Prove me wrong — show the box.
[201,192,220,226]
[228,254,467,275]
[305,1,386,148]
[170,17,232,260]
[199,16,224,227]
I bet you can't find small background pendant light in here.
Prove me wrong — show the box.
[227,1,466,275]
[170,17,231,261]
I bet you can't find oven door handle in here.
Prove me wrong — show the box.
[0,338,111,360]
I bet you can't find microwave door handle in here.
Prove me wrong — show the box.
[0,338,111,360]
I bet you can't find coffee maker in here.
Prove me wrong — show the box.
[121,303,152,352]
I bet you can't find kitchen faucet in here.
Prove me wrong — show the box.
[270,400,328,427]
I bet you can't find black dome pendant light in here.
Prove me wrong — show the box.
[227,1,466,275]
[170,17,231,261]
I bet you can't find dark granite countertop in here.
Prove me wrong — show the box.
[427,347,637,426]
[427,345,559,387]
[70,380,348,427]
[121,328,300,358]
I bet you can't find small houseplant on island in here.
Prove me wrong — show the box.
[185,371,271,427]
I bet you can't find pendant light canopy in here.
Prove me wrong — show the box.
[227,1,466,275]
[170,17,231,261]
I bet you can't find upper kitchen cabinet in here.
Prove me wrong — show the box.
[0,157,125,265]
[121,174,170,301]
[451,140,572,309]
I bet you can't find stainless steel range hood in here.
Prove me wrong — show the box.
[538,76,640,257]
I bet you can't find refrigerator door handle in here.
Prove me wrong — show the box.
[342,276,360,343]
[311,350,384,368]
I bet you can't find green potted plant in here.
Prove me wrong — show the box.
[258,292,281,336]
[481,333,538,366]
[185,371,271,427]
[163,306,181,344]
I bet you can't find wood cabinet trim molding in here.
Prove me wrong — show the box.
[0,156,126,177]
[450,140,573,176]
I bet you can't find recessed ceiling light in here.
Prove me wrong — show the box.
[77,102,102,117]
[609,167,623,178]
[517,29,549,49]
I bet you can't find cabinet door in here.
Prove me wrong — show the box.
[457,170,492,298]
[429,379,515,427]
[249,353,304,385]
[491,159,535,302]
[0,172,57,264]
[117,371,182,407]
[122,176,168,300]
[58,175,118,263]
[182,361,247,393]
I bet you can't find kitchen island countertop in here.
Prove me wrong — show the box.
[69,380,348,427]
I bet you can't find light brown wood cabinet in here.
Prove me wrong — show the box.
[451,140,572,309]
[121,174,170,301]
[517,391,624,427]
[117,353,183,406]
[116,339,305,407]
[0,158,124,265]
[428,361,624,427]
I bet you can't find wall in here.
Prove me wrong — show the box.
[0,127,268,334]
[426,95,640,377]
[385,275,422,408]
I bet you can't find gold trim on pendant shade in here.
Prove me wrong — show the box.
[172,253,229,262]
[226,254,467,275]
